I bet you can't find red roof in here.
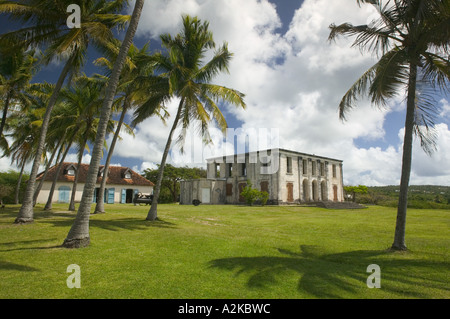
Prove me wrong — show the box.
[37,162,154,186]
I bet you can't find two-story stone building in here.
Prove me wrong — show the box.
[179,148,344,205]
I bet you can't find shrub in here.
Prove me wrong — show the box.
[240,181,260,206]
[240,181,269,206]
[259,191,269,206]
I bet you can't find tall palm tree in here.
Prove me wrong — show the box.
[43,96,85,210]
[58,78,105,211]
[0,43,38,142]
[29,82,67,206]
[132,15,246,221]
[5,84,50,204]
[0,0,131,224]
[92,42,166,214]
[329,0,450,250]
[62,0,145,248]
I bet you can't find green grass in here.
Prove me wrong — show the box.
[0,203,448,299]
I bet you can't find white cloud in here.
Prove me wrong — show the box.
[114,0,450,186]
[64,153,92,165]
[2,0,448,187]
[440,99,450,119]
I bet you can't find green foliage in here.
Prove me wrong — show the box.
[344,185,368,202]
[143,164,207,203]
[259,191,269,206]
[240,180,269,206]
[240,181,260,206]
[357,185,450,209]
[0,184,13,203]
[0,170,29,204]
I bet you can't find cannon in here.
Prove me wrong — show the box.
[133,193,153,206]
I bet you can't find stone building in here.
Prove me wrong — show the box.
[179,148,344,205]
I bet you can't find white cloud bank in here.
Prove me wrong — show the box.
[111,0,450,186]
[6,0,444,186]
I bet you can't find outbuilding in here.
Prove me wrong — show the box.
[35,163,154,204]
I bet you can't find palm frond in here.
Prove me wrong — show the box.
[201,84,246,110]
[369,47,409,105]
[196,43,232,83]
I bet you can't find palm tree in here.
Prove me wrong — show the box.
[30,82,67,206]
[6,120,35,205]
[58,77,105,211]
[62,0,145,248]
[328,0,450,250]
[0,0,131,224]
[132,15,246,221]
[43,97,85,211]
[5,84,50,204]
[0,43,38,143]
[92,42,167,214]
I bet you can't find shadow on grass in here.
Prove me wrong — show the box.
[209,245,450,298]
[0,259,40,272]
[0,205,177,231]
[40,216,178,232]
[0,206,78,222]
[90,217,177,231]
[0,238,58,247]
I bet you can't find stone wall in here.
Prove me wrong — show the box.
[181,149,344,205]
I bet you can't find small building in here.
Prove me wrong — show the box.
[179,148,344,205]
[35,163,154,204]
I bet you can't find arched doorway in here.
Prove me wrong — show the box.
[321,181,327,201]
[302,179,309,202]
[312,180,319,201]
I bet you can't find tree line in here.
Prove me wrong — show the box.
[142,164,206,203]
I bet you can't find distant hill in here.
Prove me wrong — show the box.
[353,185,450,209]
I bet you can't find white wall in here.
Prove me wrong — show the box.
[35,181,153,204]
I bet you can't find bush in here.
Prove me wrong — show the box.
[259,191,269,206]
[0,170,29,204]
[240,181,269,206]
[240,181,260,206]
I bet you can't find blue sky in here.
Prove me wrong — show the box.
[1,0,449,186]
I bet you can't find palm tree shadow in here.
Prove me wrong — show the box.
[209,245,449,298]
[0,259,40,272]
[42,217,178,231]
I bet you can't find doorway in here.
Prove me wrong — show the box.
[286,182,294,202]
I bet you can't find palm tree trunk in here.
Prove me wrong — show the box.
[33,133,65,206]
[62,0,144,248]
[94,102,129,214]
[146,98,184,221]
[69,134,89,211]
[0,91,11,138]
[391,62,417,251]
[15,55,74,224]
[14,159,27,204]
[44,140,73,210]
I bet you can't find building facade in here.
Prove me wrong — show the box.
[35,163,154,204]
[180,148,344,205]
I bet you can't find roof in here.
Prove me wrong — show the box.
[37,162,154,187]
[206,148,343,163]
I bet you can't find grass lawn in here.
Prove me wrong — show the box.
[0,203,448,299]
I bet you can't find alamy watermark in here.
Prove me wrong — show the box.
[66,4,81,29]
[66,264,81,288]
[169,126,280,174]
[366,264,381,289]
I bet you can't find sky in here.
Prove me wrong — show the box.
[1,0,450,186]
